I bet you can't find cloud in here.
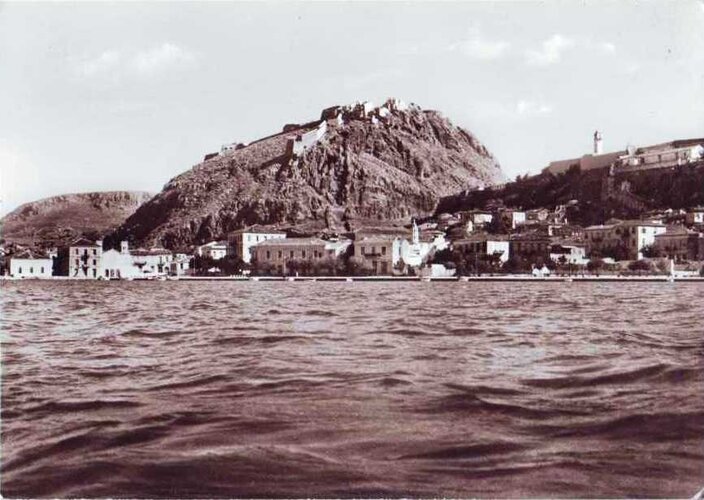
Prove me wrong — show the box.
[75,50,122,78]
[448,35,511,60]
[71,43,197,80]
[524,34,576,66]
[130,43,196,75]
[516,100,552,116]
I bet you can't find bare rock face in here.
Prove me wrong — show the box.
[1,191,153,247]
[116,100,505,248]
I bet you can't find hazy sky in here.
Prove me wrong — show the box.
[1,1,703,215]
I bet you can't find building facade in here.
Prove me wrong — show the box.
[453,234,510,263]
[584,220,666,260]
[654,227,703,262]
[9,250,53,278]
[197,241,228,260]
[68,238,103,279]
[251,238,336,274]
[229,227,287,264]
[353,236,402,274]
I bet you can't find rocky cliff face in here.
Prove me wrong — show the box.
[115,100,505,248]
[1,191,153,247]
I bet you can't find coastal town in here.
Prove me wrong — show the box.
[2,99,704,281]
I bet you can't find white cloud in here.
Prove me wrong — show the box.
[524,34,575,66]
[448,35,511,60]
[75,50,122,78]
[130,43,196,75]
[599,42,617,53]
[71,43,197,80]
[516,100,552,116]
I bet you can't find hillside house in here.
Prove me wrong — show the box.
[196,241,228,260]
[685,207,704,226]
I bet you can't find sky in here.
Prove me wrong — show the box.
[1,1,703,215]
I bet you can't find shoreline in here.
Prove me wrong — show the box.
[3,275,704,283]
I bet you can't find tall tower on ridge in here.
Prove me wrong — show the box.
[593,130,603,155]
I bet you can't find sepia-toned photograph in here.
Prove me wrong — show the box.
[1,1,703,498]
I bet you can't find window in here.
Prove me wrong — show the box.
[29,267,34,274]
[266,251,271,260]
[278,251,282,259]
[92,269,96,278]
[75,249,79,255]
[93,259,96,266]
[83,249,88,256]
[41,267,45,274]
[18,266,22,274]
[75,259,79,266]
[290,251,294,258]
[302,250,306,258]
[381,246,387,255]
[372,246,376,254]
[93,249,96,255]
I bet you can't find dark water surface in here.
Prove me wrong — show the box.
[1,281,703,498]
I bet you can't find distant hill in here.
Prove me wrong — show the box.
[1,191,153,247]
[436,160,704,226]
[113,99,505,249]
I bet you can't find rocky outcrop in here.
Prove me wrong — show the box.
[115,99,505,248]
[1,191,153,247]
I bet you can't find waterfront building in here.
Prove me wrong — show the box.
[102,241,141,279]
[169,254,192,276]
[9,250,53,279]
[197,241,227,260]
[228,226,287,263]
[549,242,589,266]
[353,235,402,275]
[509,231,552,262]
[453,234,510,263]
[131,248,173,276]
[583,220,666,260]
[654,226,703,262]
[400,220,448,268]
[68,238,103,279]
[252,237,351,275]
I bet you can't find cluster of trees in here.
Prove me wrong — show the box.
[191,254,248,276]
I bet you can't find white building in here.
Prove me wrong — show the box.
[170,254,192,276]
[685,207,704,226]
[549,242,589,266]
[9,250,53,279]
[400,220,448,267]
[229,227,287,263]
[68,238,103,279]
[102,241,141,279]
[131,248,173,276]
[196,241,228,260]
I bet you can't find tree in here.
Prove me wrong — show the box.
[587,258,605,274]
[628,259,654,274]
[641,244,662,258]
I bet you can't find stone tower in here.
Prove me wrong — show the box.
[593,130,603,155]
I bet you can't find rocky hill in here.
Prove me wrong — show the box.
[1,191,153,247]
[114,99,505,249]
[436,159,704,226]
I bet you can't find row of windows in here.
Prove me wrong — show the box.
[74,259,98,266]
[17,266,46,274]
[356,245,387,256]
[75,248,98,255]
[260,249,326,260]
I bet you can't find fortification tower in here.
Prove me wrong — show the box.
[593,130,603,155]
